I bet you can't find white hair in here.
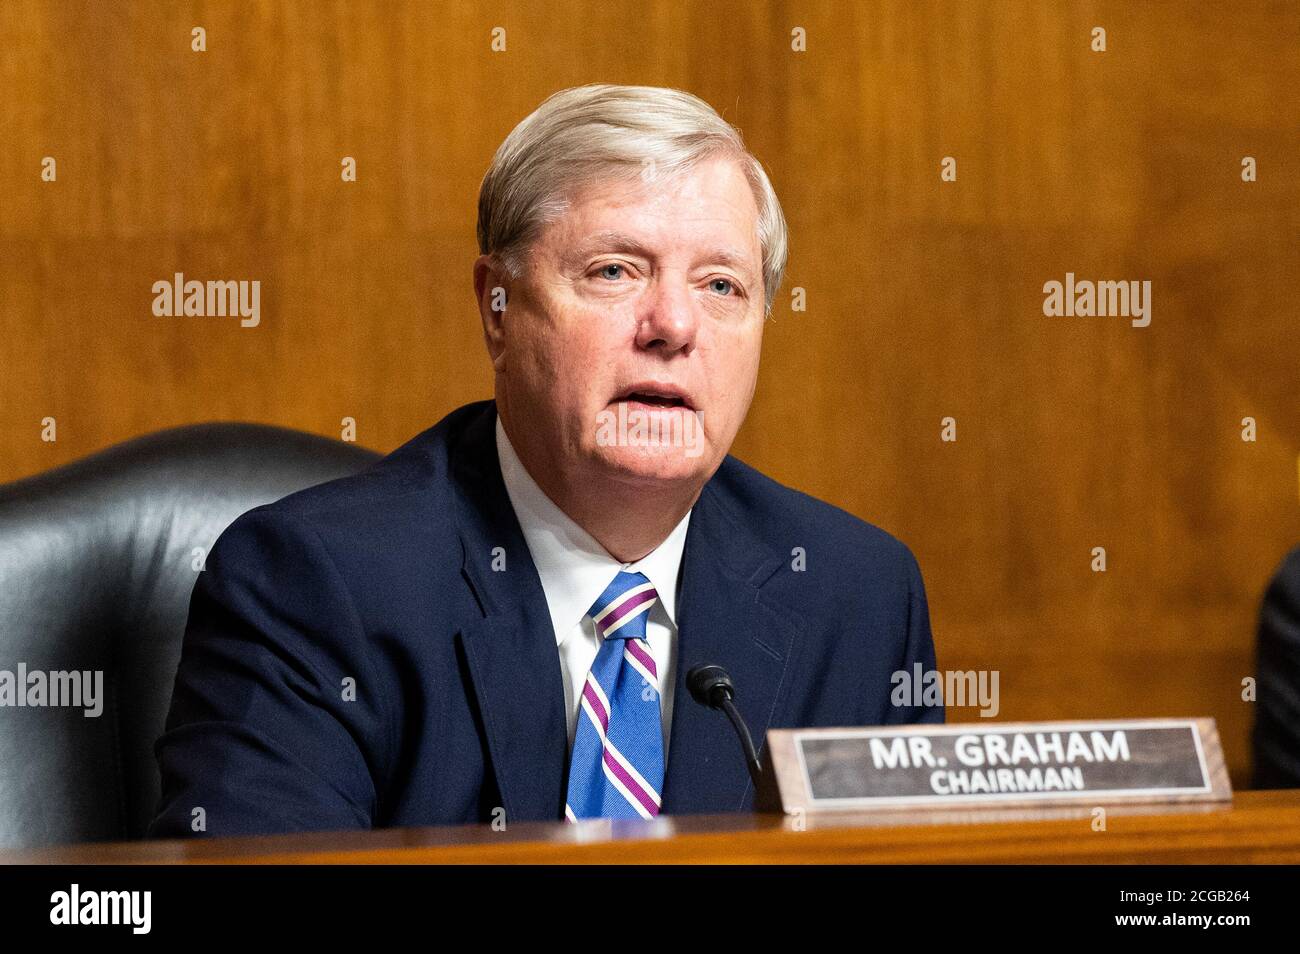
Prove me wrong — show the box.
[477,83,789,315]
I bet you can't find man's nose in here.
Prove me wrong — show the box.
[635,273,699,355]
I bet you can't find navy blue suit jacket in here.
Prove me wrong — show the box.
[148,400,942,838]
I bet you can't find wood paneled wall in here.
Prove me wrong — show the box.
[2,0,1297,787]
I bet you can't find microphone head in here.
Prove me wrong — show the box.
[686,663,735,709]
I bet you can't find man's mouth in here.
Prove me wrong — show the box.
[613,383,694,411]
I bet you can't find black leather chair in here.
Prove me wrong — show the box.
[0,424,380,850]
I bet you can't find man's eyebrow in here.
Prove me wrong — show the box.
[565,230,758,281]
[563,230,653,265]
[705,246,759,281]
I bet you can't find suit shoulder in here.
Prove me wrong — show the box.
[212,402,487,555]
[711,454,921,582]
[1266,546,1300,603]
[1260,545,1300,646]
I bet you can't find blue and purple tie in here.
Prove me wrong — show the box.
[564,570,664,821]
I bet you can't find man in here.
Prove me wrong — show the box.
[1253,544,1300,787]
[148,83,942,838]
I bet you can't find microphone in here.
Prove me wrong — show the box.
[686,663,763,789]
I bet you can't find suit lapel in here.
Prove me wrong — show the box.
[451,404,570,823]
[660,477,803,814]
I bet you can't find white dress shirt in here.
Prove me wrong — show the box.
[494,416,691,765]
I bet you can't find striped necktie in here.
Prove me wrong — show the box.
[564,570,664,821]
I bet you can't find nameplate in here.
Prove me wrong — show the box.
[761,718,1231,814]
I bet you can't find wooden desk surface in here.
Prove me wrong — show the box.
[4,789,1299,864]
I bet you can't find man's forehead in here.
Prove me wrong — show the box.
[561,158,759,230]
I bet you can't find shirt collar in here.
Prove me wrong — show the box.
[495,415,691,644]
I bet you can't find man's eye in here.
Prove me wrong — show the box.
[596,263,627,281]
[710,277,736,296]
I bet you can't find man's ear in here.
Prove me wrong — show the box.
[473,254,511,372]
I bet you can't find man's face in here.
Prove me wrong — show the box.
[482,153,766,493]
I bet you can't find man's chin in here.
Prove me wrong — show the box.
[589,444,711,487]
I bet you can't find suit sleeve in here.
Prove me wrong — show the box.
[885,546,945,725]
[1252,546,1300,788]
[148,508,391,838]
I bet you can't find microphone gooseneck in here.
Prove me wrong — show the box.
[686,663,763,789]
